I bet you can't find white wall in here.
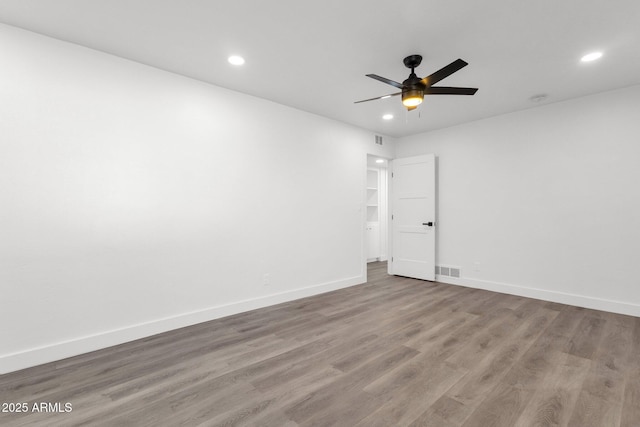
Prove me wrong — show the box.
[396,85,640,316]
[0,24,394,373]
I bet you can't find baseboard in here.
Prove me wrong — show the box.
[0,274,364,375]
[435,275,640,317]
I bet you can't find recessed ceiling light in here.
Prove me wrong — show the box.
[382,114,394,120]
[228,55,245,66]
[581,52,602,62]
[375,159,385,164]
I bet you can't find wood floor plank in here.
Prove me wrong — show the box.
[192,365,343,427]
[564,314,606,359]
[1,261,638,427]
[501,307,586,391]
[283,345,419,425]
[409,412,458,427]
[357,358,466,426]
[413,306,519,362]
[444,302,552,370]
[513,352,590,427]
[621,394,640,427]
[442,307,559,423]
[461,382,534,427]
[620,316,640,426]
[567,390,622,427]
[417,395,468,426]
[250,333,378,391]
[330,322,424,373]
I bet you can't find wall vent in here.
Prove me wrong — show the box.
[374,135,383,145]
[437,265,461,278]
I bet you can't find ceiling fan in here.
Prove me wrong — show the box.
[355,55,478,110]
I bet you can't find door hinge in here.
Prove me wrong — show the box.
[391,257,394,262]
[391,172,394,178]
[392,214,394,220]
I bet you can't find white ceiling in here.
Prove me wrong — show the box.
[1,0,639,138]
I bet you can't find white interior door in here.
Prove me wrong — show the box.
[389,154,436,280]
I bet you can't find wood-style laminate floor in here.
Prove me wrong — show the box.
[2,262,639,426]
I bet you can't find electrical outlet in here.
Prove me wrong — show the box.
[263,273,270,286]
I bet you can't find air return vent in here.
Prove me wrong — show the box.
[436,265,461,278]
[374,135,383,145]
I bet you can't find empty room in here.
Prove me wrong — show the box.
[1,1,640,426]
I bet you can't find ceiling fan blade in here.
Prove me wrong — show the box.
[354,92,402,104]
[366,74,405,89]
[424,86,478,95]
[420,59,468,87]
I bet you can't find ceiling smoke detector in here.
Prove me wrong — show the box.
[529,94,548,103]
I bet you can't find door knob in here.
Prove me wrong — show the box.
[422,222,434,227]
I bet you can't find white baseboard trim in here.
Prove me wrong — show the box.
[435,275,640,317]
[0,274,364,375]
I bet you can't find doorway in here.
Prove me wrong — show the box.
[366,154,389,264]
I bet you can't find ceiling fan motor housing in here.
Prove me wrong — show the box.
[403,54,423,70]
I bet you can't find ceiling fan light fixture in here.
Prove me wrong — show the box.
[402,89,423,107]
